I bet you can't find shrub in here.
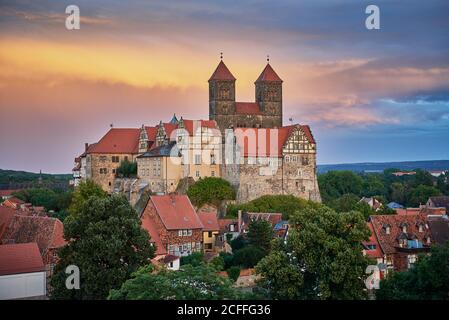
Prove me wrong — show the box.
[227,266,241,282]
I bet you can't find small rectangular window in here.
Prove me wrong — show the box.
[178,230,183,237]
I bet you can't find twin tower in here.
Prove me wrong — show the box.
[208,59,283,133]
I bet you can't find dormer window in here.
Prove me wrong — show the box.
[426,236,431,244]
[418,224,424,232]
[399,222,408,233]
[383,224,391,234]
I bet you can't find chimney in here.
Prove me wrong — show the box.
[85,143,89,152]
[238,210,242,234]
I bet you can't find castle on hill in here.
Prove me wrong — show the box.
[73,58,321,204]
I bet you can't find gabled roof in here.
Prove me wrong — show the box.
[1,215,66,255]
[85,120,218,155]
[0,206,16,239]
[427,216,449,245]
[141,212,167,255]
[256,63,283,83]
[209,60,236,81]
[234,125,315,158]
[149,195,203,230]
[87,128,140,154]
[197,212,219,232]
[362,222,383,259]
[235,102,262,115]
[0,243,45,276]
[370,214,430,255]
[218,219,238,234]
[0,190,20,197]
[429,196,449,211]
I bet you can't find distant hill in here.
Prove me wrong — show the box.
[318,160,449,174]
[0,169,71,190]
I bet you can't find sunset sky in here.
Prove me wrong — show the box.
[1,0,449,173]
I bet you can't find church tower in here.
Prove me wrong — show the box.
[255,62,283,128]
[208,59,236,131]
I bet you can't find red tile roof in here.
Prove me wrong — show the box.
[363,222,383,259]
[370,214,430,255]
[0,190,20,197]
[235,102,262,115]
[198,212,219,232]
[218,219,238,234]
[150,195,203,230]
[86,120,218,155]
[87,128,140,154]
[0,243,45,276]
[256,63,283,82]
[1,215,66,255]
[234,125,315,158]
[0,206,16,239]
[209,60,236,81]
[141,212,166,255]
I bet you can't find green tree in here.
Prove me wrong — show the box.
[233,245,266,268]
[256,206,370,300]
[209,255,225,271]
[227,266,241,282]
[68,180,107,217]
[362,174,387,198]
[328,193,360,213]
[318,171,364,203]
[390,182,406,205]
[227,194,321,220]
[116,159,137,178]
[187,177,235,207]
[407,185,441,207]
[180,252,204,267]
[109,264,244,300]
[230,235,247,252]
[377,243,449,300]
[50,195,155,299]
[247,219,273,254]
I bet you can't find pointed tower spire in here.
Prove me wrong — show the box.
[169,113,178,124]
[256,62,283,83]
[209,60,236,81]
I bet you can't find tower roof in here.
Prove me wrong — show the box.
[209,60,236,81]
[256,63,283,83]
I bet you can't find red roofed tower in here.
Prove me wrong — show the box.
[208,58,236,129]
[255,61,283,128]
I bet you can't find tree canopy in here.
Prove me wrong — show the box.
[116,159,137,178]
[108,264,244,300]
[227,194,322,220]
[51,194,154,299]
[187,177,236,207]
[256,206,371,300]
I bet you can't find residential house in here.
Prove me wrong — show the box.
[0,190,20,201]
[396,206,446,216]
[151,254,180,271]
[217,219,239,249]
[0,243,47,300]
[1,214,66,278]
[428,170,448,177]
[427,215,449,246]
[2,197,26,210]
[392,171,416,177]
[140,194,203,257]
[368,214,432,272]
[239,211,283,234]
[198,212,219,252]
[360,197,382,211]
[426,196,449,213]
